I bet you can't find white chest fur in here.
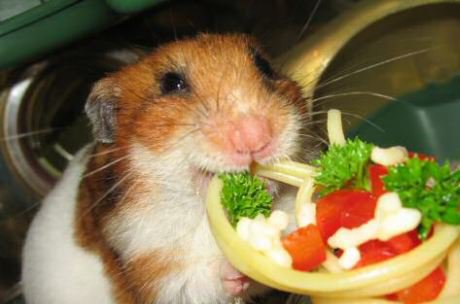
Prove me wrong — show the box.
[22,147,115,304]
[21,143,292,304]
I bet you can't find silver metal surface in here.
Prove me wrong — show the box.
[2,78,51,196]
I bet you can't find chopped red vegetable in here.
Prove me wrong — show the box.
[354,229,441,304]
[282,224,326,271]
[354,230,420,268]
[355,240,396,268]
[316,190,377,242]
[284,145,446,302]
[369,164,388,197]
[386,230,421,254]
[386,267,446,304]
[341,192,377,229]
[408,151,435,162]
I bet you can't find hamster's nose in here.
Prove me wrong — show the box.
[228,115,272,156]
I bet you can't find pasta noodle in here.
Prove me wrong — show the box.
[206,109,460,303]
[207,175,459,302]
[327,109,346,146]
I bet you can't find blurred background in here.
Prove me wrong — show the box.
[0,0,459,303]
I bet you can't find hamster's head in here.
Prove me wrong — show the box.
[86,34,315,176]
[83,34,318,303]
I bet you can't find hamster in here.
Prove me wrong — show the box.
[21,34,317,304]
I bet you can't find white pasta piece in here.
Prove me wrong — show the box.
[266,246,293,268]
[295,177,316,227]
[322,251,344,273]
[297,203,317,227]
[371,146,408,166]
[250,219,280,239]
[327,109,346,146]
[268,210,290,230]
[328,220,379,250]
[338,247,361,270]
[374,192,422,241]
[253,214,266,222]
[236,217,252,241]
[248,233,273,251]
[377,209,422,241]
[375,192,402,218]
[236,212,287,256]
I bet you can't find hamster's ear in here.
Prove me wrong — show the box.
[85,78,120,143]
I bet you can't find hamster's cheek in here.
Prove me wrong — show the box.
[121,98,192,153]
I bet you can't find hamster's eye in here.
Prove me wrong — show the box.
[160,72,189,94]
[252,50,276,79]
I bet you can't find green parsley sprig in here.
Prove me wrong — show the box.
[219,172,273,226]
[383,157,460,239]
[313,138,374,195]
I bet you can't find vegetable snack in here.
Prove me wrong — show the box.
[207,109,460,304]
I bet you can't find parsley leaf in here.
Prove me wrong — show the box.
[383,157,460,239]
[313,138,374,195]
[220,172,273,226]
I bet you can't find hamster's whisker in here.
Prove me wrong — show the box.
[87,146,129,158]
[299,109,328,118]
[314,140,327,149]
[189,91,210,120]
[312,91,396,107]
[116,179,140,212]
[297,131,323,140]
[278,47,431,103]
[296,0,323,42]
[83,154,130,178]
[316,48,431,90]
[162,127,201,151]
[169,89,208,121]
[298,116,321,129]
[339,110,385,133]
[297,44,431,93]
[0,128,60,141]
[0,200,41,223]
[298,137,327,156]
[298,132,329,146]
[82,172,133,217]
[276,0,323,71]
[290,146,317,163]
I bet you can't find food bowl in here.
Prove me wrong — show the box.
[206,162,460,302]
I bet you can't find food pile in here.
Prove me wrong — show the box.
[207,110,460,304]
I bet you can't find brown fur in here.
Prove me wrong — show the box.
[124,253,184,303]
[75,144,179,303]
[75,145,137,303]
[99,34,308,155]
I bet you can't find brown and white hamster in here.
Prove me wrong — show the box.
[21,34,316,304]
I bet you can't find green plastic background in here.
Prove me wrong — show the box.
[351,75,460,161]
[0,0,165,69]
